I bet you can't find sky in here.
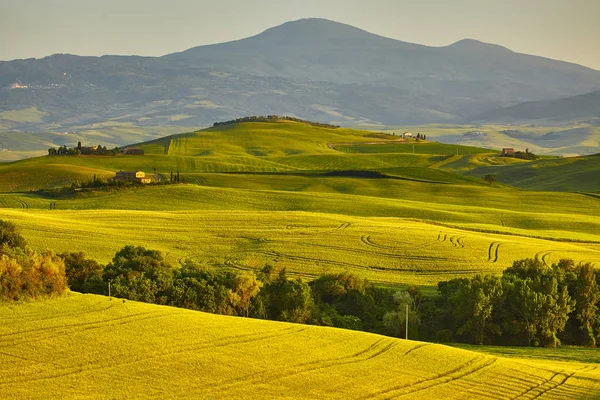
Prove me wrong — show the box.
[1,0,599,70]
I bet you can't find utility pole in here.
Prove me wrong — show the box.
[108,280,111,298]
[406,304,409,340]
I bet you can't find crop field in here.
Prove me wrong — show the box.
[1,204,598,285]
[1,294,599,399]
[333,141,495,155]
[0,120,598,286]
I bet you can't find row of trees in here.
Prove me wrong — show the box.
[48,143,120,156]
[63,245,394,330]
[2,219,598,347]
[418,258,600,347]
[212,115,340,129]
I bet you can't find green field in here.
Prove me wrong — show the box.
[0,120,599,286]
[2,119,600,397]
[0,199,598,286]
[1,294,599,399]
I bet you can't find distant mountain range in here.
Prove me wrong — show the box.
[467,90,600,125]
[1,18,600,133]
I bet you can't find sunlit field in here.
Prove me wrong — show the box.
[2,294,599,399]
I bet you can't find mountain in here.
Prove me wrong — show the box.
[2,18,600,134]
[467,90,600,124]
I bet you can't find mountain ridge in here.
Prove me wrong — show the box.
[1,18,600,139]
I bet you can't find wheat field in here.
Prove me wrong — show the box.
[1,294,599,399]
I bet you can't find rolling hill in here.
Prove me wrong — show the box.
[0,120,599,286]
[468,90,600,125]
[2,294,599,399]
[2,18,600,136]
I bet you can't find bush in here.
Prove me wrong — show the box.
[0,219,27,249]
[0,249,68,301]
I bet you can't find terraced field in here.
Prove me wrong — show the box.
[1,294,599,399]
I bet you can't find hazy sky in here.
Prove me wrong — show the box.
[2,0,599,70]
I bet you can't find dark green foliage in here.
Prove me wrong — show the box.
[311,273,394,333]
[47,144,120,157]
[259,268,314,323]
[60,252,105,294]
[483,174,496,186]
[426,257,597,347]
[103,245,173,304]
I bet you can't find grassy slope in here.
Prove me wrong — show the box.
[0,121,496,192]
[464,154,600,192]
[0,121,598,285]
[1,183,599,285]
[1,294,599,399]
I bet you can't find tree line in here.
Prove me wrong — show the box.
[1,219,598,347]
[212,115,341,129]
[48,142,120,156]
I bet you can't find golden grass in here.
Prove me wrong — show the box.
[1,294,599,399]
[1,208,598,286]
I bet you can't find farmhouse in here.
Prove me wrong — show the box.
[123,148,144,155]
[501,148,515,156]
[402,132,413,139]
[114,170,152,184]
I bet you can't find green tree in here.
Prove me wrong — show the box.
[60,252,104,294]
[453,275,503,345]
[574,263,600,347]
[261,268,314,323]
[483,174,496,186]
[103,245,173,304]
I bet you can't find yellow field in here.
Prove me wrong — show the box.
[1,294,599,399]
[1,208,598,286]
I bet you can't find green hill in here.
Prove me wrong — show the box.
[465,153,600,192]
[2,294,599,399]
[0,120,498,192]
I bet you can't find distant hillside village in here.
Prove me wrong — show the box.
[48,142,144,156]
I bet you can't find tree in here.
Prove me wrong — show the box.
[60,252,104,294]
[453,276,503,344]
[260,268,314,323]
[103,245,173,304]
[0,249,68,301]
[483,174,496,186]
[0,219,27,249]
[573,263,600,347]
[228,272,262,317]
[503,258,573,347]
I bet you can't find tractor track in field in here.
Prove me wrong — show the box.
[336,222,351,230]
[0,326,309,387]
[15,199,28,209]
[510,369,576,400]
[0,311,172,350]
[449,235,466,248]
[488,242,502,263]
[359,235,447,261]
[359,355,497,399]
[534,250,555,267]
[195,338,400,394]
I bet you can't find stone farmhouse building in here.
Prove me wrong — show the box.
[113,171,152,184]
[501,148,515,156]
